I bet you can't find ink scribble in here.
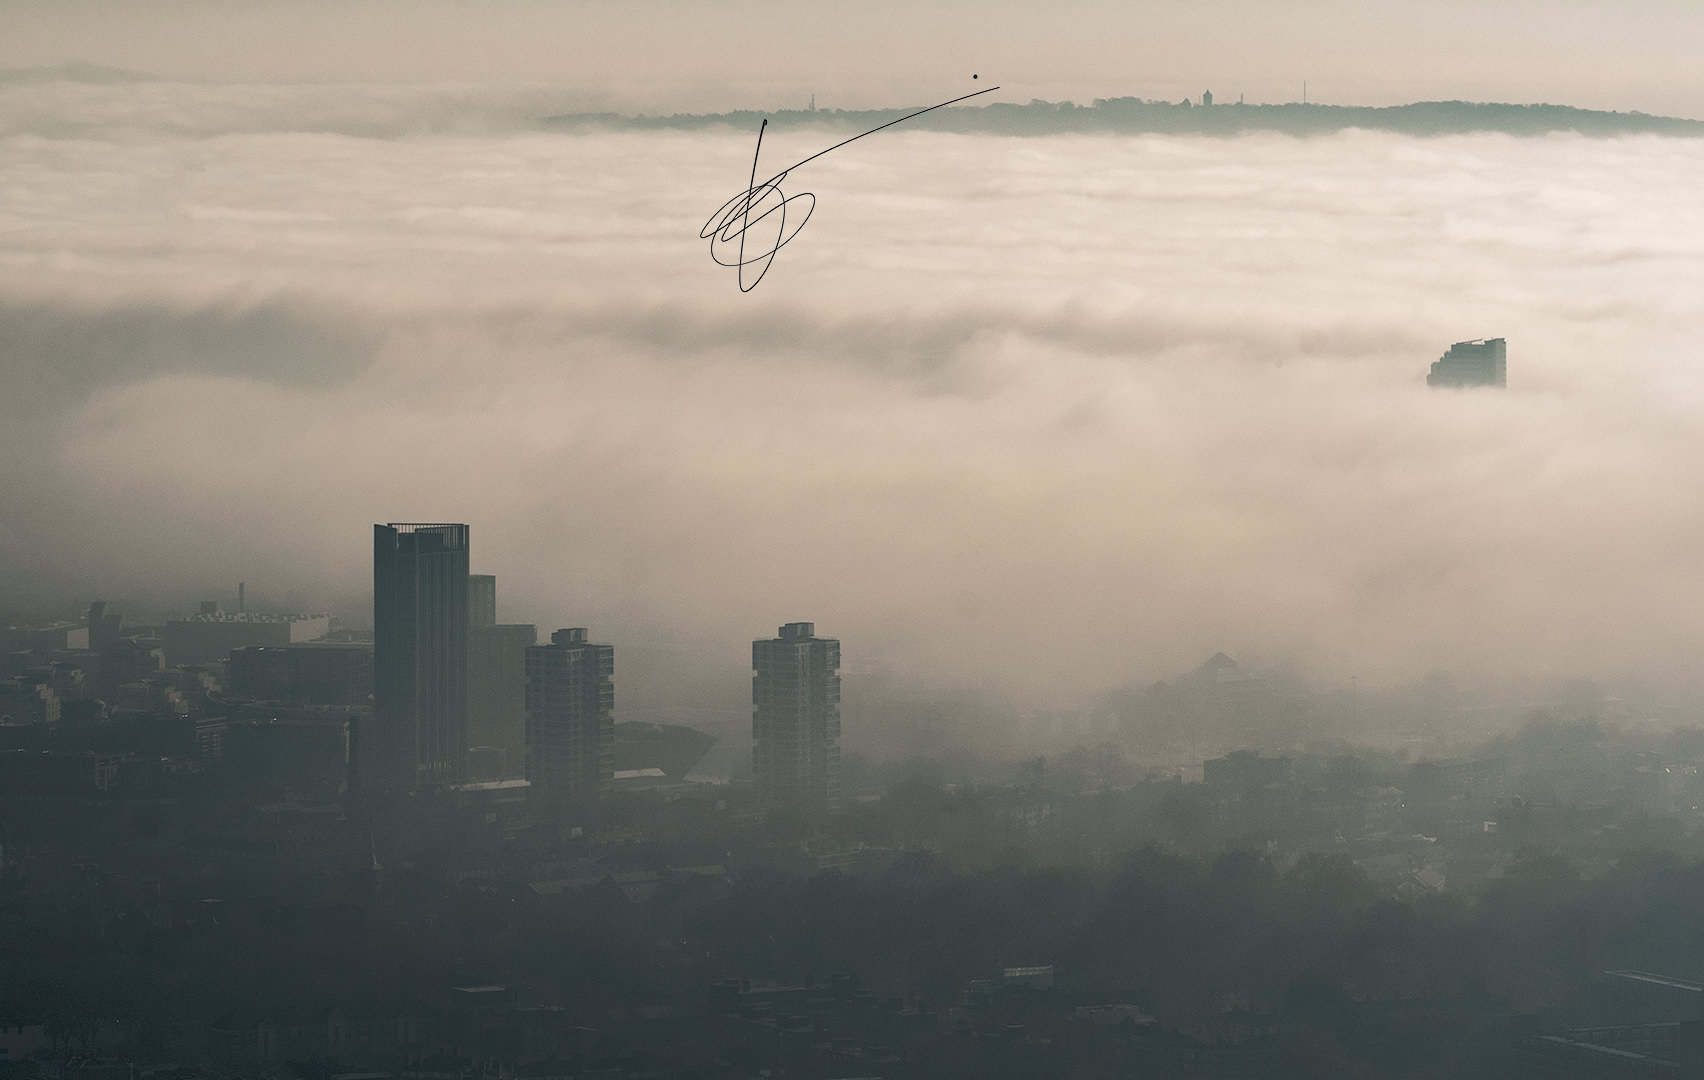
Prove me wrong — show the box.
[700,85,1000,291]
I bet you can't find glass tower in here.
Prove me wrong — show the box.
[372,523,469,791]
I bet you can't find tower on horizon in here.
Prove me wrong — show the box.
[372,523,470,792]
[752,621,842,819]
[525,628,614,802]
[1427,337,1507,388]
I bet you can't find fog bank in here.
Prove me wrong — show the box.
[4,81,1704,707]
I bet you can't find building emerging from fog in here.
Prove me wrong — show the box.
[163,610,331,666]
[465,572,535,776]
[372,523,469,791]
[752,622,842,818]
[524,628,614,802]
[1427,337,1506,387]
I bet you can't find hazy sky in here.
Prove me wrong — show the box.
[3,0,1704,118]
[4,4,1704,709]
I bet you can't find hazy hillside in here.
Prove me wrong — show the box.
[547,97,1704,138]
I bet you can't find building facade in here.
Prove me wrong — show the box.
[467,574,497,628]
[524,628,614,802]
[227,642,373,706]
[372,523,469,791]
[752,622,843,818]
[469,622,537,774]
[462,571,534,775]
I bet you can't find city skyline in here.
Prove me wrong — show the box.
[9,6,1704,1077]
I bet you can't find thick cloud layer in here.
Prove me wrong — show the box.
[4,80,1704,709]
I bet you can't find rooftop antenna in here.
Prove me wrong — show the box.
[809,93,815,112]
[1303,80,1307,104]
[238,581,245,613]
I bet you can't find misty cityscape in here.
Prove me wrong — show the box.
[10,514,1704,1079]
[9,1,1704,1078]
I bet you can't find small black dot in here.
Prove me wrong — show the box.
[973,74,978,79]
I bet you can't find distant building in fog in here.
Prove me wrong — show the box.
[1427,337,1506,387]
[373,523,469,791]
[464,573,534,774]
[163,611,330,666]
[1204,749,1292,793]
[613,720,717,780]
[525,628,613,801]
[1202,90,1213,106]
[0,622,89,653]
[468,575,497,628]
[752,622,843,818]
[1,676,59,725]
[470,622,536,774]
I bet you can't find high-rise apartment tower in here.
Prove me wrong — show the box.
[752,622,842,817]
[524,628,614,802]
[372,523,469,791]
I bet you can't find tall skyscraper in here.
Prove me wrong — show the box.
[524,628,614,802]
[372,523,469,791]
[752,622,842,818]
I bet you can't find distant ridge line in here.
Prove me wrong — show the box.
[545,99,1704,138]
